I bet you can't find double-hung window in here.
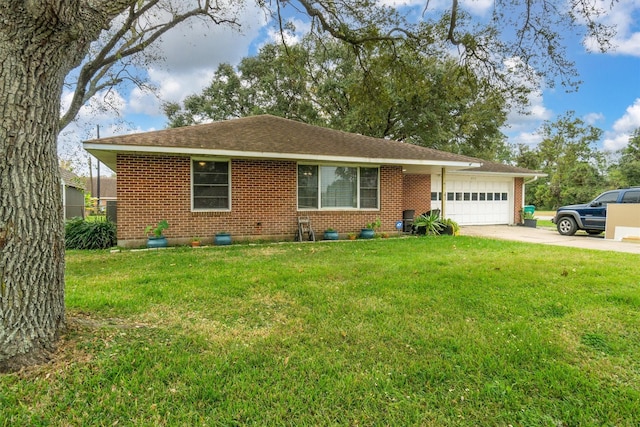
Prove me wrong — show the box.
[192,159,230,211]
[297,164,379,210]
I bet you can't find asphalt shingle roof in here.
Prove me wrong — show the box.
[85,114,542,176]
[59,168,85,189]
[86,115,480,164]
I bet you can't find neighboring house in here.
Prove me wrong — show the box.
[60,167,85,221]
[83,115,543,247]
[85,176,117,212]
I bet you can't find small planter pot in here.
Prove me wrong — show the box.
[147,236,168,248]
[524,219,537,228]
[441,225,454,235]
[190,241,201,248]
[214,233,232,246]
[359,228,375,239]
[323,230,339,240]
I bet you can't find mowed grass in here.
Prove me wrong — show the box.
[2,237,640,426]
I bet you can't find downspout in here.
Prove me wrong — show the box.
[520,175,539,222]
[441,168,446,218]
[97,125,101,213]
[523,175,539,205]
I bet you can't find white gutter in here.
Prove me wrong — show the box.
[524,175,539,185]
[84,143,483,170]
[449,171,545,178]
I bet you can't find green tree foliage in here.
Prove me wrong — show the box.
[165,35,513,160]
[614,129,640,187]
[517,112,606,209]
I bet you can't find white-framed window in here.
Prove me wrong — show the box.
[297,164,379,210]
[192,159,230,211]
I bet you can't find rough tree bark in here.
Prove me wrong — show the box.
[0,0,244,373]
[0,1,131,372]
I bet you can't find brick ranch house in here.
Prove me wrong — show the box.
[83,115,542,248]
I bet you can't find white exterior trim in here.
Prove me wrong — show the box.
[84,143,482,171]
[449,170,542,178]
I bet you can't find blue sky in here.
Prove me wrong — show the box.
[59,1,640,175]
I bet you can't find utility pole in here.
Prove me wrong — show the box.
[96,125,101,213]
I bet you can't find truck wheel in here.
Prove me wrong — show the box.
[557,217,577,236]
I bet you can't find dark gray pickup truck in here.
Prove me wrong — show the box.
[552,188,640,235]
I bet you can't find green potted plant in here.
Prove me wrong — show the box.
[190,237,201,247]
[440,218,460,236]
[360,217,381,239]
[347,232,357,240]
[323,228,339,240]
[214,231,232,246]
[144,219,169,248]
[412,212,443,235]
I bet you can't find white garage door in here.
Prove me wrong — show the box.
[431,175,513,225]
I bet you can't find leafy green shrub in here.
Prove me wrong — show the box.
[65,217,116,250]
[412,212,444,235]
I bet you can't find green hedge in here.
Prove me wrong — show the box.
[65,217,116,250]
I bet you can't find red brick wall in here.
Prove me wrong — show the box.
[402,174,431,215]
[514,177,524,223]
[116,154,407,246]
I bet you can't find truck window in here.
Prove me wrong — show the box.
[594,191,620,205]
[622,190,640,203]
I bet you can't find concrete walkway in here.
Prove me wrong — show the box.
[460,225,640,254]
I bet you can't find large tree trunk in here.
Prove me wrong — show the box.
[0,2,118,372]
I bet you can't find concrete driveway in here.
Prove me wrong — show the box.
[460,225,640,254]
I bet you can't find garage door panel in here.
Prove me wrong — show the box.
[431,175,512,225]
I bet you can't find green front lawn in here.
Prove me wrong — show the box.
[2,237,639,425]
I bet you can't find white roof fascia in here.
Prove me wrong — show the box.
[449,170,545,178]
[83,143,483,169]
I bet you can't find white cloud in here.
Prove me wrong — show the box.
[501,55,553,138]
[500,56,554,147]
[505,89,553,134]
[377,0,492,15]
[603,98,640,150]
[460,0,494,16]
[128,67,218,116]
[583,0,640,56]
[509,131,544,147]
[263,18,311,47]
[128,86,162,116]
[612,99,640,133]
[61,88,127,123]
[130,1,267,110]
[603,133,631,151]
[614,32,640,56]
[583,112,604,125]
[153,4,267,72]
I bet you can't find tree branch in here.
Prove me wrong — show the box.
[60,0,242,130]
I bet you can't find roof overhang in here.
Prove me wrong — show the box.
[84,143,483,174]
[449,170,547,178]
